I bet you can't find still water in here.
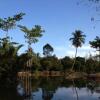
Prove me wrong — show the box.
[0,77,100,100]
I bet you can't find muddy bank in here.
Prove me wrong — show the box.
[18,71,64,77]
[18,71,87,79]
[18,71,100,79]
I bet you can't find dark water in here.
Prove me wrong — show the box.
[0,77,100,100]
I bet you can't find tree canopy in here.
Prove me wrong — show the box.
[43,43,54,57]
[69,30,86,48]
[89,36,100,51]
[0,13,25,37]
[18,25,45,49]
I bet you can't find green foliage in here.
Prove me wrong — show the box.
[90,36,100,51]
[75,57,85,71]
[0,13,25,86]
[61,56,73,71]
[90,36,100,59]
[43,43,54,57]
[0,13,25,37]
[0,37,23,57]
[18,51,41,71]
[85,58,95,73]
[69,30,86,48]
[31,54,41,71]
[0,37,23,87]
[40,56,63,71]
[18,25,44,48]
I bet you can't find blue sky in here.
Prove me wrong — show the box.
[0,0,100,58]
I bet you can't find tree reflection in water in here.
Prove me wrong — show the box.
[18,72,32,100]
[17,75,100,100]
[72,79,79,100]
[42,88,54,100]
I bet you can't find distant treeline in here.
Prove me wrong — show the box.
[19,52,100,73]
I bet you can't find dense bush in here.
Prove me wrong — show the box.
[40,56,63,71]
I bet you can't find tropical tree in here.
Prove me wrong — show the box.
[40,56,63,71]
[89,36,100,62]
[0,37,23,86]
[18,25,44,70]
[61,56,73,71]
[69,30,86,71]
[43,43,54,57]
[0,13,24,86]
[0,37,23,56]
[0,13,25,38]
[18,25,44,50]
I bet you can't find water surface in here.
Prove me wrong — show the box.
[0,77,100,100]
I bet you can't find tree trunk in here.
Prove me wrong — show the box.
[71,47,77,71]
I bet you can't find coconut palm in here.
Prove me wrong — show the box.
[69,30,86,71]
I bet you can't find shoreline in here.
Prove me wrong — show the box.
[17,71,100,79]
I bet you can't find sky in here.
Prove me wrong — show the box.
[0,0,100,58]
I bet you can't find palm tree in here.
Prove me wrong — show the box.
[69,30,86,71]
[89,36,100,62]
[18,25,44,50]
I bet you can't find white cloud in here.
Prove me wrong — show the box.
[55,46,66,51]
[53,45,98,58]
[66,51,75,57]
[69,45,92,50]
[80,45,91,50]
[66,45,97,57]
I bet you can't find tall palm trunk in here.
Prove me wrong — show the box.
[71,47,77,71]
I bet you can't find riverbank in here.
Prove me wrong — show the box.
[18,71,100,80]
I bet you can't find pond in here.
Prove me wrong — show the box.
[0,77,100,100]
